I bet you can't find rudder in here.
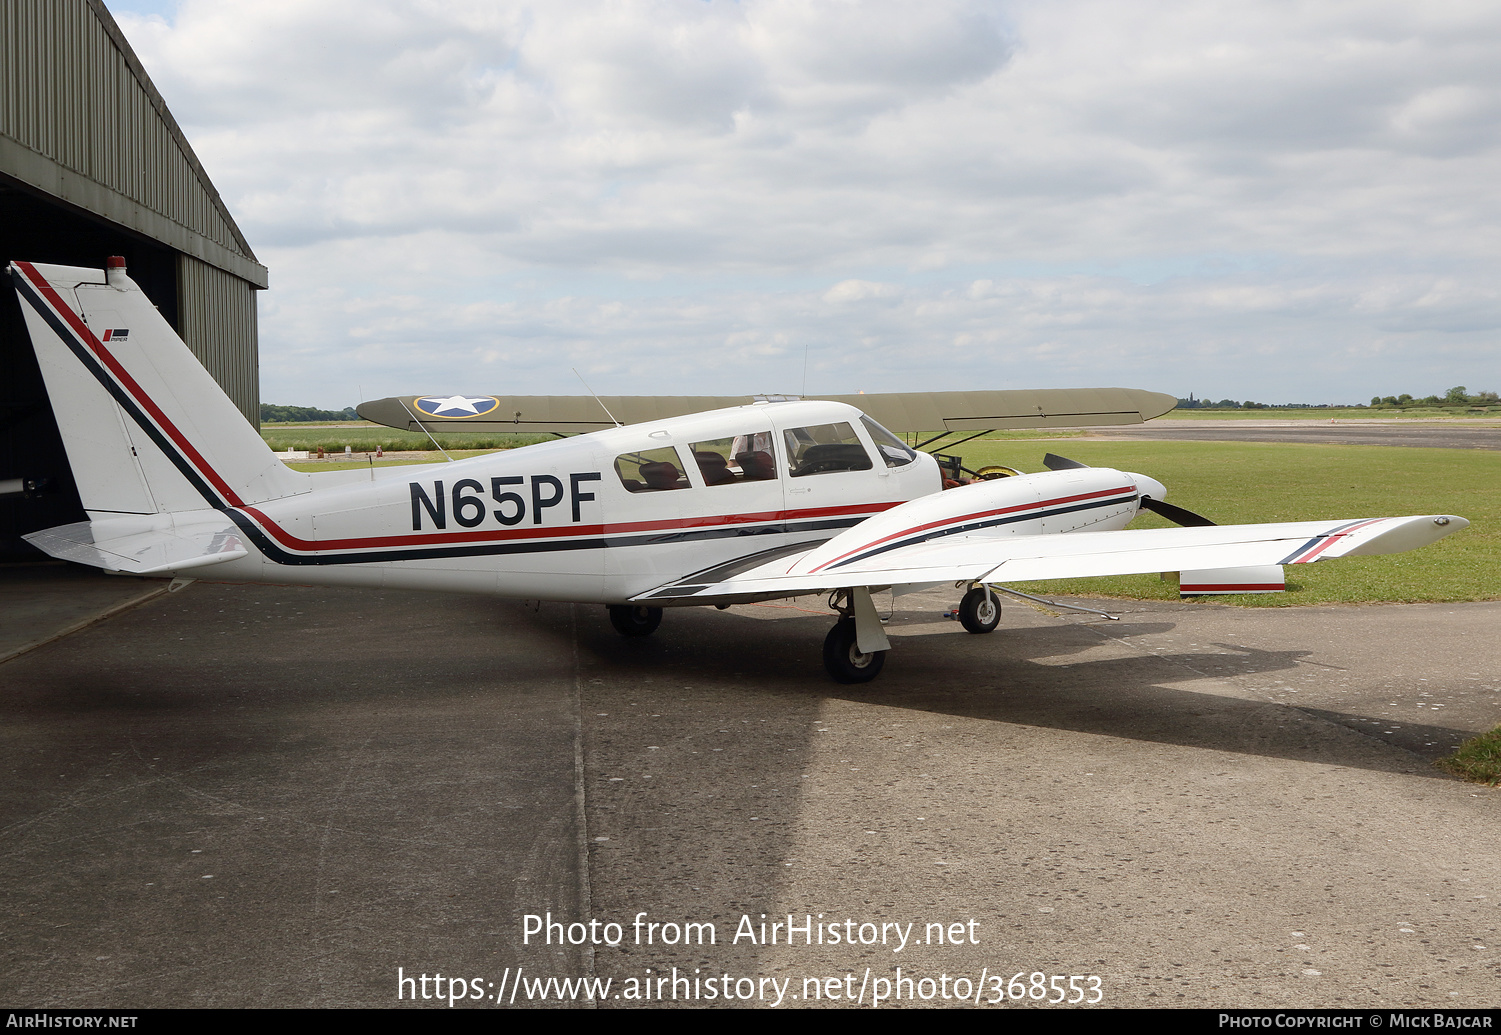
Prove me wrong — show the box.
[9,258,306,516]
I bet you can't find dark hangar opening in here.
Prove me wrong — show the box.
[0,180,184,558]
[2,0,267,562]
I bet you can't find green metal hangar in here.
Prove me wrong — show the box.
[1,0,266,557]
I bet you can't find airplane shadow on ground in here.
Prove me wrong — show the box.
[572,606,1468,780]
[1,589,1462,782]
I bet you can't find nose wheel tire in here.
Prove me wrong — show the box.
[608,604,663,637]
[822,618,886,683]
[958,587,1000,634]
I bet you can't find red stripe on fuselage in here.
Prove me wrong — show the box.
[19,262,904,559]
[239,500,901,555]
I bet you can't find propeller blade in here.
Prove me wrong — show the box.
[1042,452,1090,471]
[1140,496,1217,527]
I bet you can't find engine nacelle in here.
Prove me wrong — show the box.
[788,468,1147,576]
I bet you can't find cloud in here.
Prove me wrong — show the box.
[114,1,1501,407]
[822,279,898,303]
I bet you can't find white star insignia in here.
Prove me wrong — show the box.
[420,395,491,416]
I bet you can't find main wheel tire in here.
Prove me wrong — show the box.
[822,618,886,683]
[608,604,663,637]
[958,587,1000,634]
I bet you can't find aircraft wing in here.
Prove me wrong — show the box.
[633,514,1467,605]
[24,515,248,575]
[356,387,1177,435]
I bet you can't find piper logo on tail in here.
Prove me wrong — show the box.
[101,329,129,342]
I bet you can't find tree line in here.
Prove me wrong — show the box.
[1175,397,1326,409]
[260,403,360,423]
[1369,387,1498,408]
[1174,387,1498,410]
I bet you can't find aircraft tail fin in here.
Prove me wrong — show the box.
[9,259,306,516]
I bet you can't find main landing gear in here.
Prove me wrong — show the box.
[821,588,890,684]
[957,585,1000,634]
[608,604,662,636]
[823,618,885,683]
[607,586,999,684]
[819,584,1004,683]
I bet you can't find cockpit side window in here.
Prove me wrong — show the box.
[861,416,918,468]
[614,446,690,492]
[783,422,873,478]
[689,431,778,485]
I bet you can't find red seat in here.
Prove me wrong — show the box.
[695,451,736,485]
[640,461,684,490]
[736,450,776,481]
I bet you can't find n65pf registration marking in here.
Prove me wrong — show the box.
[410,474,601,530]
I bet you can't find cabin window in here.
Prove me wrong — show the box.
[689,431,778,485]
[861,416,918,468]
[614,446,690,492]
[783,422,873,478]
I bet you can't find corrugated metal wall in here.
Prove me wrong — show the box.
[0,0,250,262]
[178,255,259,425]
[2,0,266,425]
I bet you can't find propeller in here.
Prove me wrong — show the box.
[1138,496,1217,527]
[1041,453,1217,527]
[1042,452,1089,471]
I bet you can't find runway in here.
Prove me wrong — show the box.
[2,577,1497,1008]
[1084,418,1501,450]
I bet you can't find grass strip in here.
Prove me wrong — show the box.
[263,424,547,452]
[1436,726,1501,786]
[953,437,1500,606]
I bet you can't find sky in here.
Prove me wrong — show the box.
[109,0,1501,409]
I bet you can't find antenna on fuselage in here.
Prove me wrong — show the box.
[573,368,622,427]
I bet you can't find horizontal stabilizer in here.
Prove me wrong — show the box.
[24,516,249,575]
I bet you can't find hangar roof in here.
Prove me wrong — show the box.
[0,0,267,288]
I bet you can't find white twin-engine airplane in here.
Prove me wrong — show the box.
[11,258,1469,683]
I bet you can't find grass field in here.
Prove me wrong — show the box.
[282,449,505,471]
[947,437,1498,606]
[261,423,546,452]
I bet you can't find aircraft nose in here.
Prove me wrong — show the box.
[1128,472,1167,502]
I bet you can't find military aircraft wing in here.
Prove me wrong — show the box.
[355,387,1177,435]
